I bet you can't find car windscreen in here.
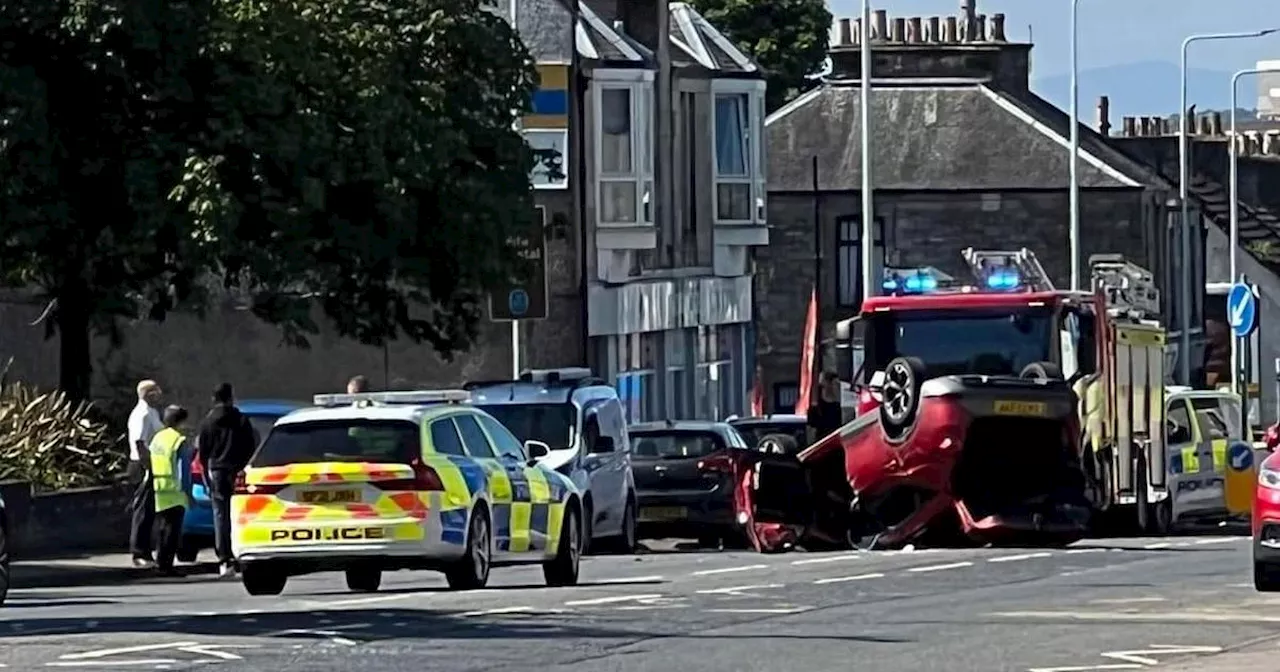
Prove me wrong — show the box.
[251,419,420,468]
[732,423,808,452]
[630,431,722,459]
[474,403,577,449]
[871,308,1053,379]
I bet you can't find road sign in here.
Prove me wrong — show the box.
[1229,441,1254,472]
[489,206,548,321]
[1227,282,1257,337]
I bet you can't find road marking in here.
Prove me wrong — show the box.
[1064,548,1106,555]
[1191,537,1240,546]
[593,575,664,585]
[814,572,885,585]
[790,553,861,566]
[59,643,201,660]
[989,552,1052,563]
[308,592,432,608]
[1089,597,1167,605]
[177,645,255,661]
[456,606,544,617]
[47,661,178,667]
[1143,542,1172,549]
[907,561,973,573]
[993,610,1280,623]
[1028,664,1143,671]
[705,607,809,614]
[696,583,784,595]
[564,593,664,606]
[1101,645,1223,665]
[691,564,768,576]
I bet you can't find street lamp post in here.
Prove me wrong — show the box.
[1068,0,1081,291]
[1179,30,1276,387]
[859,0,875,299]
[1229,66,1280,395]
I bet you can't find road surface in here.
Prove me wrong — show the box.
[0,535,1275,671]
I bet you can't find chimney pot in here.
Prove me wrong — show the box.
[943,16,958,42]
[1122,116,1136,137]
[989,13,1006,42]
[1211,111,1223,135]
[1266,130,1280,155]
[1096,96,1111,137]
[927,16,942,43]
[1139,117,1152,136]
[872,9,888,41]
[960,0,976,42]
[1196,114,1210,136]
[837,18,852,47]
[975,14,987,41]
[907,16,922,43]
[890,17,905,42]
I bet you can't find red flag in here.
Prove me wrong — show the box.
[795,288,818,416]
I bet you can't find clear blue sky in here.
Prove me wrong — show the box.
[827,0,1279,78]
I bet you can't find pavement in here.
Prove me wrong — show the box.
[1,534,1277,671]
[9,554,219,590]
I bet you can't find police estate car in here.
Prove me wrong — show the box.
[231,389,584,596]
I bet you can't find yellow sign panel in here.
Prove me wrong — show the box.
[269,527,387,542]
[993,401,1047,417]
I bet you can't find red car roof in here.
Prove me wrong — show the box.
[861,290,1070,312]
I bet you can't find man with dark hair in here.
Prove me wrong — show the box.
[197,383,257,578]
[347,375,369,394]
[149,405,191,575]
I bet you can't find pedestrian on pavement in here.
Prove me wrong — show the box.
[126,379,164,568]
[149,405,192,576]
[347,375,369,394]
[196,383,257,578]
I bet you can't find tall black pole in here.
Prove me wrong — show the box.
[812,156,822,377]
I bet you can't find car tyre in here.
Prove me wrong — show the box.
[601,499,637,554]
[176,537,200,564]
[1148,497,1174,535]
[241,563,288,596]
[1020,361,1064,380]
[580,499,595,556]
[543,504,581,587]
[345,567,382,593]
[445,506,491,590]
[879,356,926,444]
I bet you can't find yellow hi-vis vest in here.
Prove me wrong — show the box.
[149,427,188,512]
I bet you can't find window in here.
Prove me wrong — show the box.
[1192,397,1242,441]
[251,420,420,467]
[695,325,734,420]
[616,332,660,422]
[631,431,722,459]
[474,403,577,448]
[595,71,654,227]
[1166,401,1193,444]
[478,414,526,461]
[711,81,766,225]
[869,309,1053,379]
[836,215,885,309]
[454,415,496,458]
[430,419,467,456]
[772,383,799,414]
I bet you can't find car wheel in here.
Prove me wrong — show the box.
[0,520,9,606]
[241,563,288,596]
[543,504,581,587]
[176,537,200,564]
[580,499,595,556]
[1255,555,1280,592]
[345,567,382,593]
[879,356,925,443]
[445,506,491,590]
[1020,361,1064,380]
[1148,497,1174,535]
[603,499,637,554]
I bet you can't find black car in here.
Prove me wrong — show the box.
[630,420,753,547]
[727,414,811,454]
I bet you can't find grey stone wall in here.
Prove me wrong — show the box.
[756,188,1154,402]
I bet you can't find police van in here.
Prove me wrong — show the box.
[1160,386,1250,532]
[466,368,637,554]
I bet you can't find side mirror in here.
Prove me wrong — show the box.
[525,440,551,461]
[868,370,887,403]
[590,435,616,454]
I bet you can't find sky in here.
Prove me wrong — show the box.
[827,0,1280,83]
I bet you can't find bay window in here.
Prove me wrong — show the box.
[712,80,766,225]
[595,70,654,227]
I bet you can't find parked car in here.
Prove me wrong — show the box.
[179,399,306,562]
[726,415,809,454]
[466,368,637,554]
[739,357,1092,552]
[630,420,753,547]
[1253,435,1280,590]
[0,490,8,605]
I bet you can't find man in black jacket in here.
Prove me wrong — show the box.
[197,383,257,578]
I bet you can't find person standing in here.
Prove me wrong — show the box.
[347,375,369,394]
[196,383,257,578]
[126,380,164,568]
[149,405,192,576]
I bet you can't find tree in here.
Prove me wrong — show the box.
[0,0,538,401]
[687,0,831,112]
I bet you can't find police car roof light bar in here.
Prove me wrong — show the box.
[519,367,595,384]
[312,390,472,407]
[961,247,1055,292]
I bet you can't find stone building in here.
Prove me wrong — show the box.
[754,2,1198,410]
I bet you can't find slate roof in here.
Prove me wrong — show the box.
[767,81,1166,193]
[669,3,759,74]
[516,0,644,65]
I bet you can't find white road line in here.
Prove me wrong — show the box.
[1064,548,1105,555]
[907,561,974,573]
[262,624,371,638]
[59,643,200,660]
[790,553,861,566]
[1192,537,1240,546]
[706,607,810,614]
[696,583,784,595]
[564,593,664,606]
[691,564,768,577]
[592,575,664,585]
[814,572,884,585]
[992,610,1280,623]
[308,592,434,608]
[46,661,179,667]
[1143,542,1172,549]
[989,552,1052,563]
[1027,664,1143,671]
[1089,597,1167,605]
[456,606,538,617]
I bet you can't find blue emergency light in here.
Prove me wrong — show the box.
[883,269,939,294]
[985,269,1021,290]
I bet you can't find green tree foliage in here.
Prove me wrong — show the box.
[688,0,831,112]
[0,0,538,401]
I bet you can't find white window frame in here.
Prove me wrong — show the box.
[593,69,655,228]
[525,128,569,190]
[711,79,767,226]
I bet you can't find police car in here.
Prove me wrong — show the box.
[231,389,584,596]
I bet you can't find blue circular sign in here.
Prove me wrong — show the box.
[1228,441,1254,472]
[508,289,530,317]
[1227,283,1257,338]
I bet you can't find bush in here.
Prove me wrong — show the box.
[0,359,127,491]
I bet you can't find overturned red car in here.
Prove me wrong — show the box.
[735,250,1093,552]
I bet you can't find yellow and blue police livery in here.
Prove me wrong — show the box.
[231,389,584,597]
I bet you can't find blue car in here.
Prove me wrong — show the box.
[178,399,306,563]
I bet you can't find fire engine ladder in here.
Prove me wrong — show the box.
[960,247,1056,292]
[1088,254,1160,321]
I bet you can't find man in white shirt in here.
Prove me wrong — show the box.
[127,379,164,568]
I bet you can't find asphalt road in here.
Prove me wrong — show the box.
[0,534,1275,671]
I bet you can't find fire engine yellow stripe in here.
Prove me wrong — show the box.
[509,501,533,553]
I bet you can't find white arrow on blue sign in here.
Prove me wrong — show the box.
[1228,441,1254,472]
[1227,283,1257,338]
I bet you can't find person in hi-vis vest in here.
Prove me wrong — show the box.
[149,405,192,575]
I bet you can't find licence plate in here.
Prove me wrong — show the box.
[640,506,687,522]
[993,400,1046,417]
[299,489,361,504]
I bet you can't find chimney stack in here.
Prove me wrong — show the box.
[1211,111,1223,135]
[989,13,1006,42]
[975,14,987,41]
[943,16,958,42]
[960,0,977,42]
[872,9,888,41]
[907,16,922,43]
[1122,116,1136,137]
[890,17,905,42]
[927,16,941,42]
[1096,96,1111,137]
[1196,114,1210,136]
[837,18,852,47]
